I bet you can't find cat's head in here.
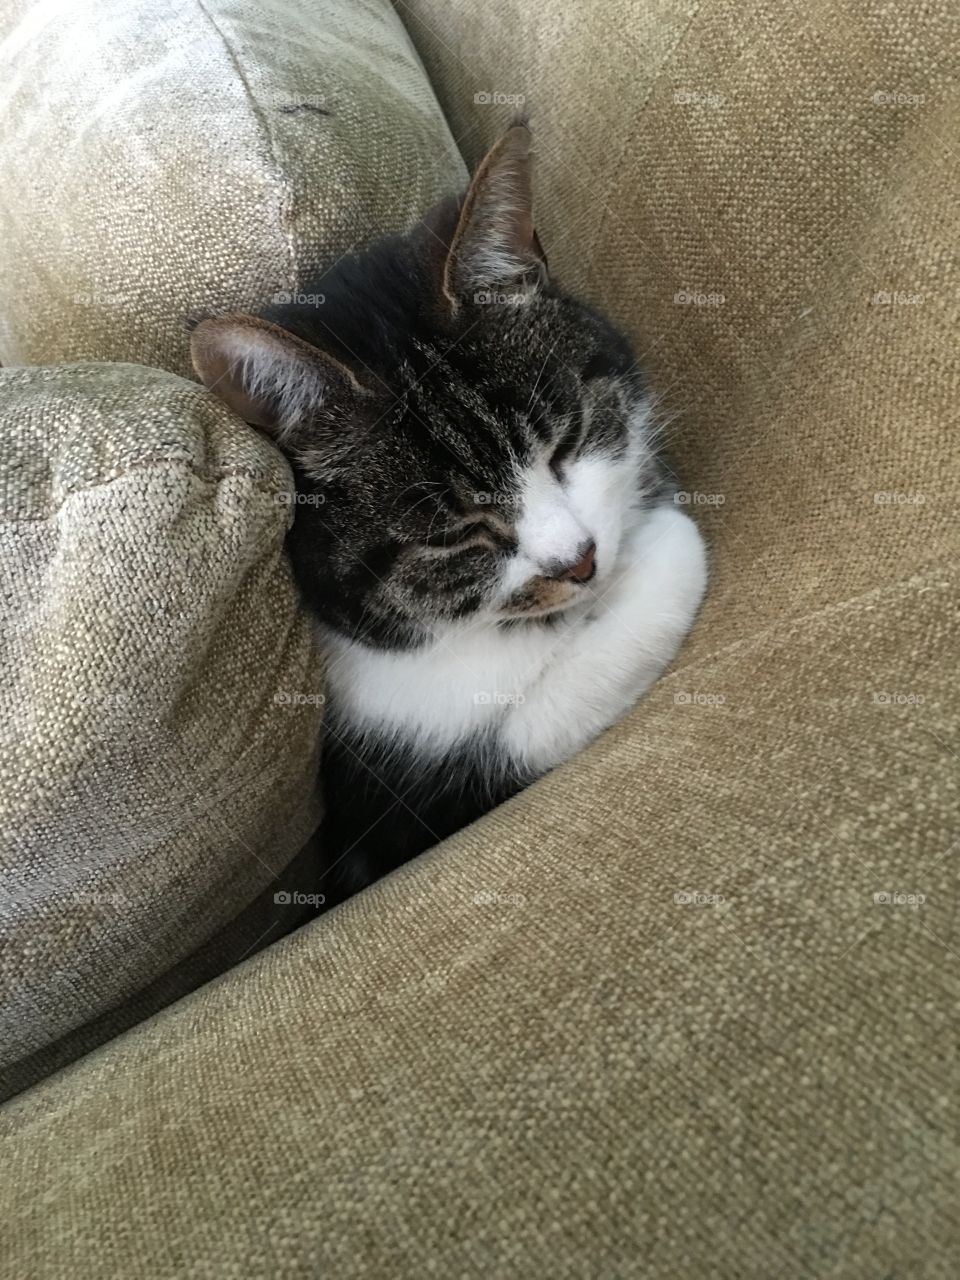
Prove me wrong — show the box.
[192,125,663,648]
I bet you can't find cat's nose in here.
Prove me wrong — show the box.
[555,540,597,583]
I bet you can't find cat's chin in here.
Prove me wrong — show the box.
[497,590,586,623]
[500,570,586,617]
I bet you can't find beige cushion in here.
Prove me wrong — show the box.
[0,0,466,376]
[0,362,325,1096]
[0,0,466,1096]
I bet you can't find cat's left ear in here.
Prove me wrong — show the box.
[190,313,371,447]
[442,123,548,311]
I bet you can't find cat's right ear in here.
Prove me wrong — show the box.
[441,123,548,313]
[190,314,371,446]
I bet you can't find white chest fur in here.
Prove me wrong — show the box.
[322,501,707,777]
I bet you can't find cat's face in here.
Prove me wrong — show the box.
[192,126,661,648]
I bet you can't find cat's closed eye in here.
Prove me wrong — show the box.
[549,418,585,479]
[414,518,517,558]
[548,448,569,480]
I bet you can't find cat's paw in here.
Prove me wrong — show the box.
[599,502,708,681]
[632,502,708,617]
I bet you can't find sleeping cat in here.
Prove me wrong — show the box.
[191,124,707,907]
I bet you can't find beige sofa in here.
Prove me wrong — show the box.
[1,0,957,1275]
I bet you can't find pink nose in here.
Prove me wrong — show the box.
[558,541,597,583]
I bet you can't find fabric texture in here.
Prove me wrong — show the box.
[0,0,466,377]
[0,0,465,1097]
[2,0,959,1275]
[0,363,325,1099]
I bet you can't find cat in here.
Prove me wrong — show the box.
[191,123,707,908]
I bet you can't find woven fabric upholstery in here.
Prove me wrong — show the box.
[0,0,466,376]
[0,362,325,1098]
[0,0,464,1098]
[1,0,957,1275]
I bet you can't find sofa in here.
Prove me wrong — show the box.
[1,0,957,1275]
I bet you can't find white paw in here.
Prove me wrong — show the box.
[592,504,707,696]
[633,502,708,617]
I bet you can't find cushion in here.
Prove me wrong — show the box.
[0,0,466,377]
[0,362,324,1098]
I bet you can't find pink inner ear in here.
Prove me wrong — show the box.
[191,340,261,427]
[191,313,373,440]
[191,317,284,431]
[443,124,544,303]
